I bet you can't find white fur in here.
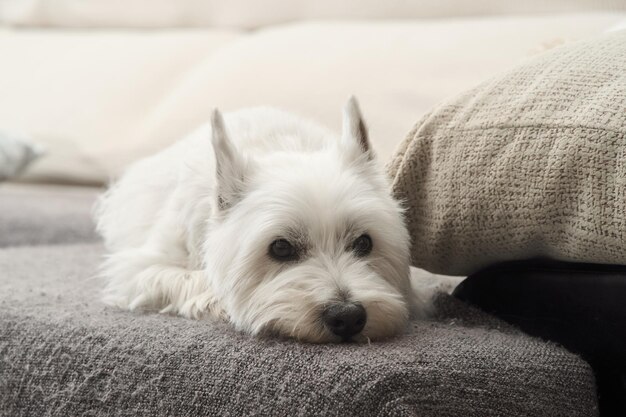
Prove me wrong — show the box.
[96,98,428,343]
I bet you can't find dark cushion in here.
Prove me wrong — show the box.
[0,244,599,416]
[0,183,101,247]
[453,259,626,415]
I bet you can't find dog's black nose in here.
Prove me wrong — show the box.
[322,302,367,339]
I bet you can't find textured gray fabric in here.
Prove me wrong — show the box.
[389,31,626,275]
[0,244,598,416]
[0,183,100,247]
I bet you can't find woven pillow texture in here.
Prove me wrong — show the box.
[389,31,626,275]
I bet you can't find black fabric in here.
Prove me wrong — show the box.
[453,259,626,416]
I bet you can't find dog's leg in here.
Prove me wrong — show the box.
[101,248,222,319]
[100,176,223,319]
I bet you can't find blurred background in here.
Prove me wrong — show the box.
[0,0,625,185]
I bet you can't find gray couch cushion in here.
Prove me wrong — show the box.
[0,183,100,247]
[0,244,598,416]
[388,31,626,276]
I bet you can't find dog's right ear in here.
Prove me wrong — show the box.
[341,96,374,161]
[211,109,245,212]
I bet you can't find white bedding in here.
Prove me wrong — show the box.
[0,13,624,184]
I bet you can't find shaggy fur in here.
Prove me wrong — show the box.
[96,98,427,343]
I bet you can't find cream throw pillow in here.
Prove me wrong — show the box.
[389,31,626,275]
[1,0,624,28]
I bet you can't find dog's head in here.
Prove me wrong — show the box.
[204,98,421,343]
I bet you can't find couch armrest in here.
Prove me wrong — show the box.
[453,259,626,416]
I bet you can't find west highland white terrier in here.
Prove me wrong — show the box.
[96,97,428,343]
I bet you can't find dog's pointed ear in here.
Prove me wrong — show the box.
[211,109,245,211]
[341,96,374,160]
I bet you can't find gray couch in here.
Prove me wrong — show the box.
[0,183,599,416]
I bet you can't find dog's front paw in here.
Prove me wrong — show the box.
[176,290,226,320]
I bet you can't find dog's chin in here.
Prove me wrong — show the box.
[260,321,340,344]
[244,297,410,344]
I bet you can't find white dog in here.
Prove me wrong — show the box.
[96,98,428,343]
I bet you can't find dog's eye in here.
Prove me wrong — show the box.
[269,239,298,261]
[352,234,373,257]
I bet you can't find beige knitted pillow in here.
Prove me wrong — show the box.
[389,31,626,276]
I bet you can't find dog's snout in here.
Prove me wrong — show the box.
[322,302,367,339]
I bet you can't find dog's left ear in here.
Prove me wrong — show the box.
[211,109,246,212]
[341,96,374,161]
